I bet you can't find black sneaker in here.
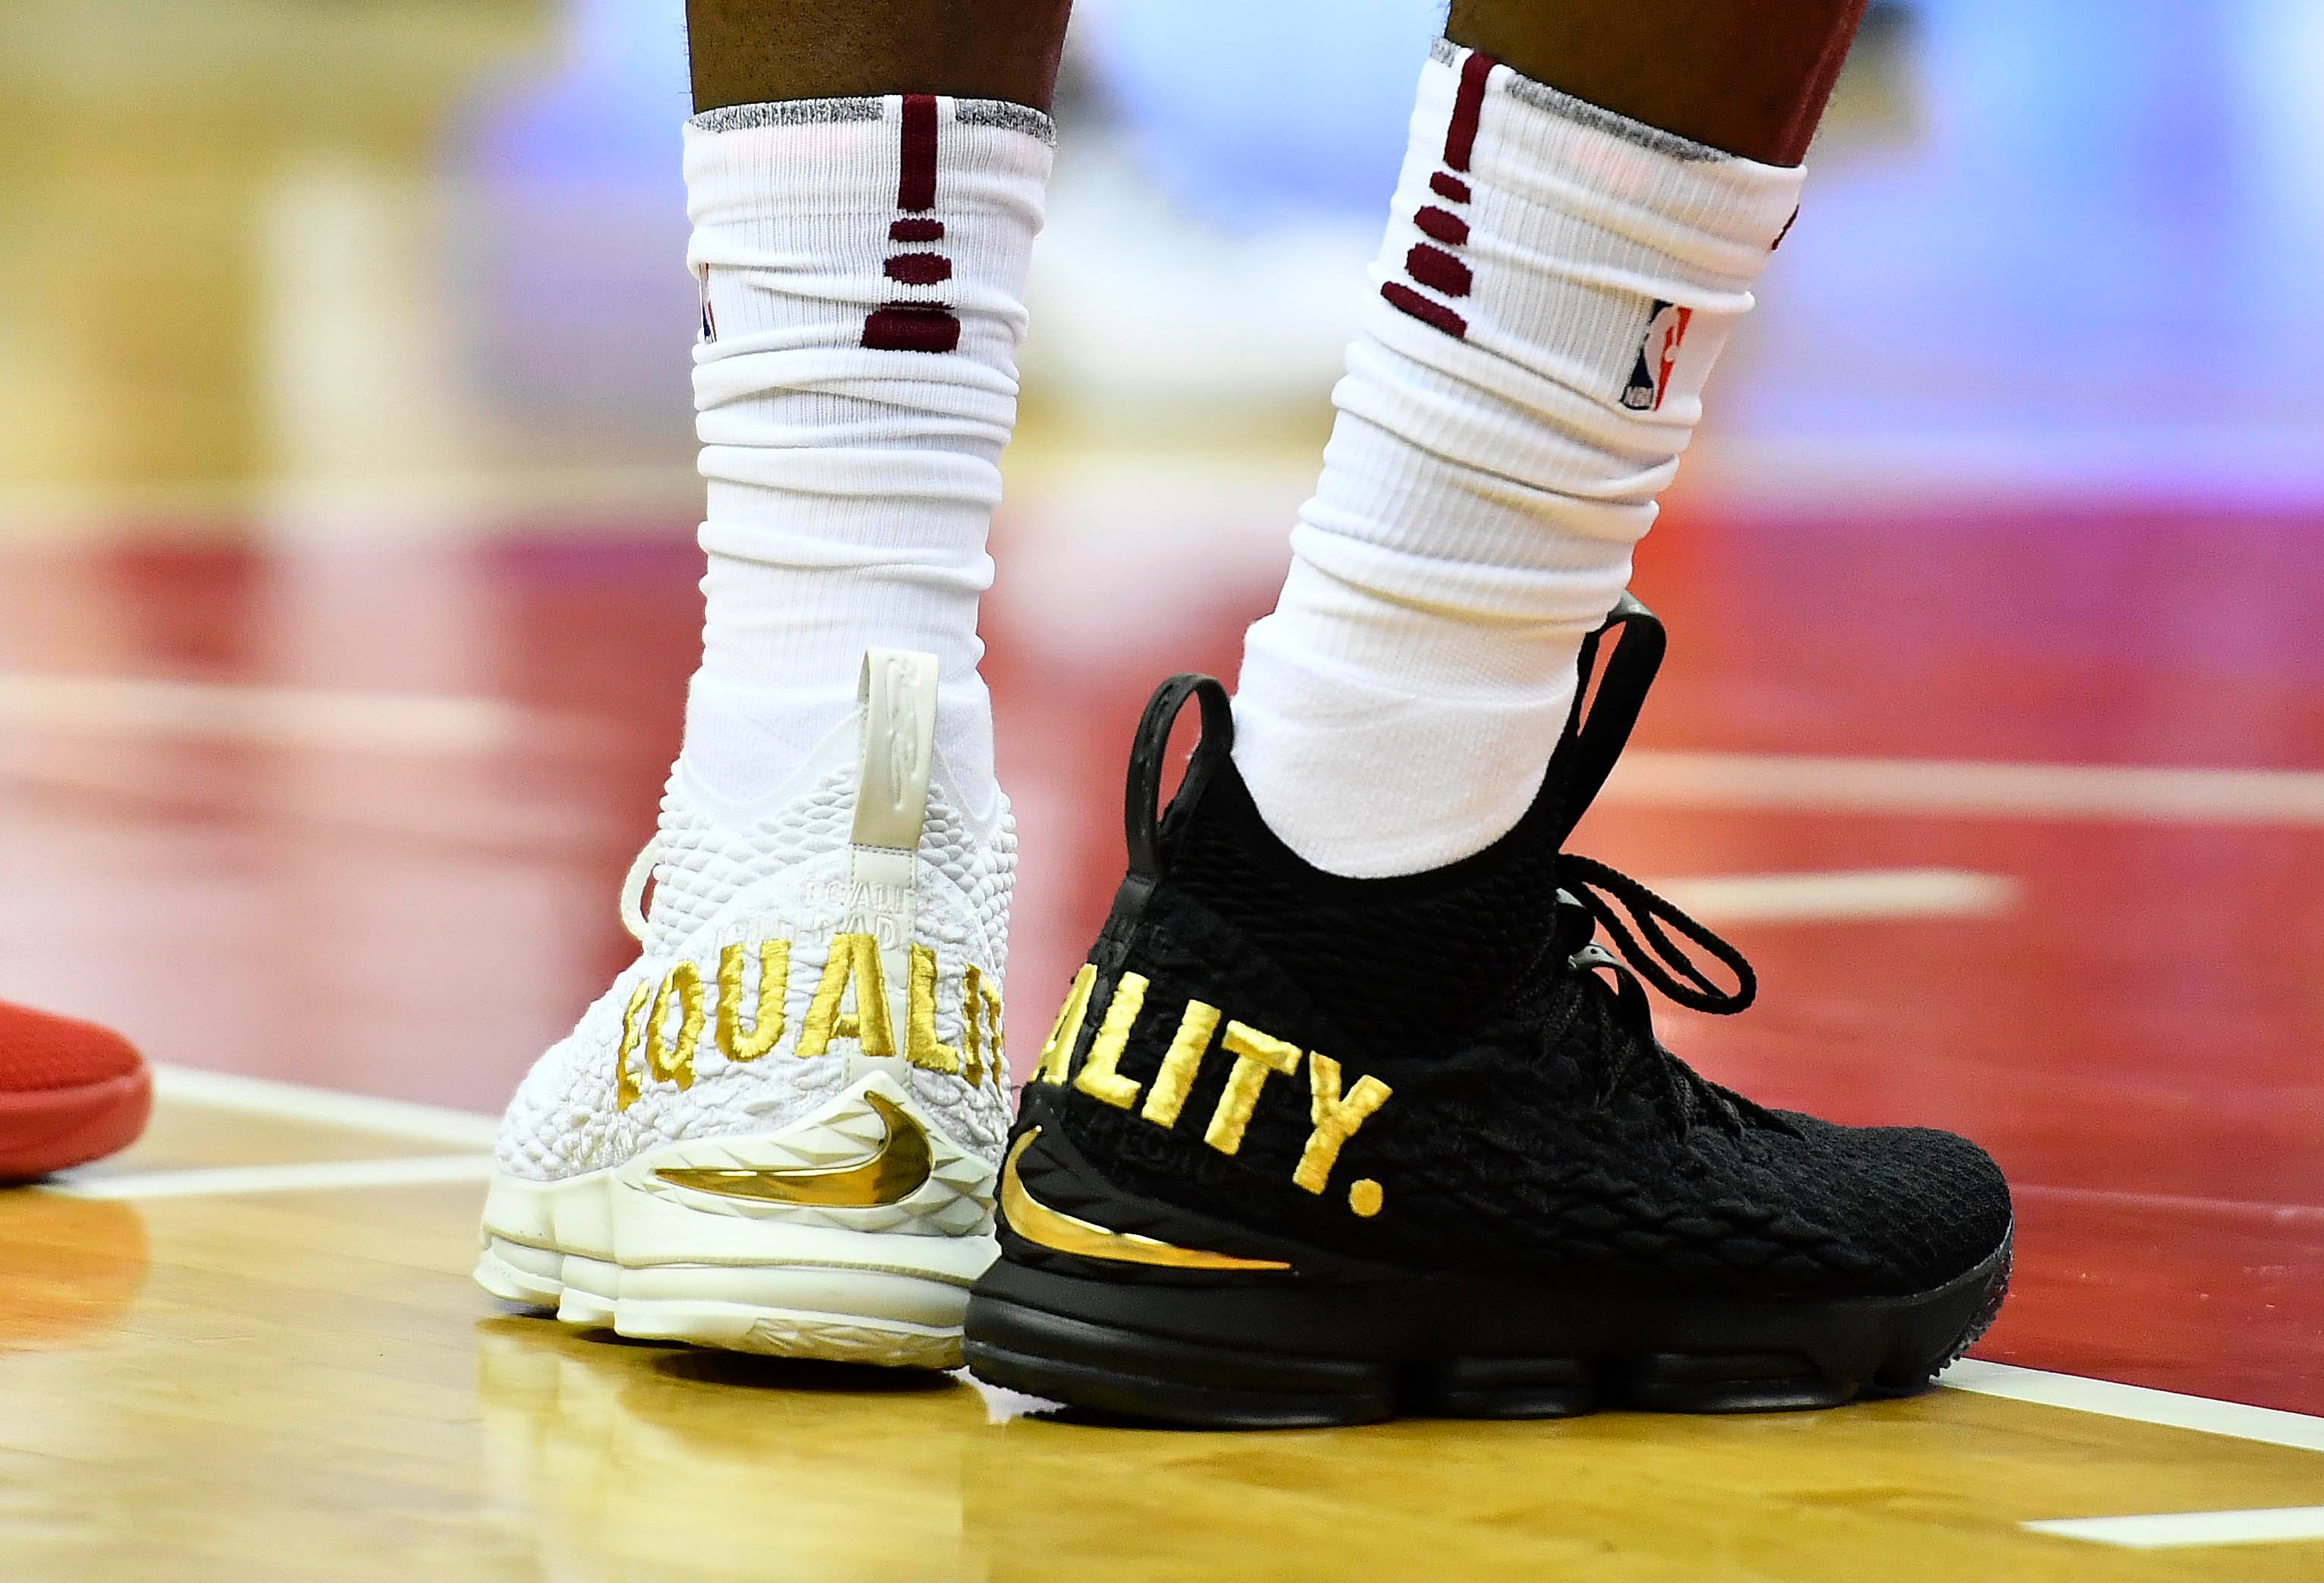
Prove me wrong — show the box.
[963,597,2012,1427]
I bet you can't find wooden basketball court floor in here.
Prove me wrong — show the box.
[5,487,2323,1579]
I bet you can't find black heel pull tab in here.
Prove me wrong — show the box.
[1548,594,1667,843]
[1123,673,1234,880]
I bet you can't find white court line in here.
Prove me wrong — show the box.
[1941,1360,2324,1455]
[2013,1181,2324,1225]
[0,461,702,538]
[960,1373,1059,1427]
[2024,1508,2324,1550]
[71,1073,2324,1490]
[8,669,2316,826]
[1691,426,2324,513]
[140,863,1997,1171]
[1646,868,2017,924]
[1609,750,2324,825]
[51,1154,494,1200]
[153,1063,499,1149]
[0,671,537,754]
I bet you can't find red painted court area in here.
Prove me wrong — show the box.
[2,494,2319,1413]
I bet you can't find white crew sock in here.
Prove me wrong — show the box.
[679,95,1053,823]
[1232,42,1805,877]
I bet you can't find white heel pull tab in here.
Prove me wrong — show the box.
[852,649,939,855]
[846,649,939,1078]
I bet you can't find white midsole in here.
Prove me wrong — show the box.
[478,1174,996,1294]
[473,1076,998,1362]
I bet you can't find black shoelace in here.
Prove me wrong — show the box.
[1548,865,1769,1136]
[1531,596,1774,1139]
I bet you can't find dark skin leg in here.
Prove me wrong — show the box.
[1447,0,1868,166]
[685,0,1075,113]
[687,0,1862,163]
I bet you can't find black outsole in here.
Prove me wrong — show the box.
[963,1231,2013,1430]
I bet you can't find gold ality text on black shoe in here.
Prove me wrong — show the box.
[1029,968,1393,1218]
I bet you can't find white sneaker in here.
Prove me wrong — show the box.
[475,649,1015,1367]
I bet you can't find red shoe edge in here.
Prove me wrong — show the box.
[0,1066,154,1181]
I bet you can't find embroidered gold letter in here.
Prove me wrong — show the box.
[796,933,895,1060]
[644,962,706,1090]
[978,974,1006,1087]
[961,964,987,1086]
[1074,972,1148,1109]
[1293,1053,1392,1193]
[716,939,788,1062]
[615,978,651,1111]
[1034,965,1095,1085]
[905,943,961,1075]
[1141,1000,1219,1129]
[1204,1021,1303,1155]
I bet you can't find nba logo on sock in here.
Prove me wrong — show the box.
[696,264,717,344]
[1621,300,1693,412]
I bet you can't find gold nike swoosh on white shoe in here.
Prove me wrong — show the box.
[653,1092,933,1208]
[999,1129,1291,1272]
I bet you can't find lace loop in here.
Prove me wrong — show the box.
[1536,596,1761,1138]
[1558,855,1756,1016]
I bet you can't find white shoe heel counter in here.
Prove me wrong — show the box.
[615,1072,997,1254]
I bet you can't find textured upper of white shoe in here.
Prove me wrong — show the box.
[494,683,1015,1184]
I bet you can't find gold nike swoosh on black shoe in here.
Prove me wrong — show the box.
[999,1129,1290,1272]
[654,1091,932,1207]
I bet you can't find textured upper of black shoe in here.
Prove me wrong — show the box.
[1011,602,2012,1303]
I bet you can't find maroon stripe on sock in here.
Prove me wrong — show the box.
[1429,172,1471,204]
[1444,49,1495,171]
[890,217,945,242]
[1772,204,1800,251]
[898,94,939,211]
[1381,281,1467,340]
[1413,206,1470,245]
[862,302,961,352]
[884,252,953,285]
[1405,244,1472,298]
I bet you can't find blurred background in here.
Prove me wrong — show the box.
[2,0,2321,1404]
[11,0,2324,510]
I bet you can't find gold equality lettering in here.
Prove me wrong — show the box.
[797,933,895,1060]
[961,964,987,1086]
[1293,1053,1392,1194]
[644,962,706,1090]
[716,940,788,1063]
[626,934,1006,1101]
[615,978,652,1111]
[906,943,960,1075]
[1073,972,1148,1110]
[977,975,1005,1087]
[1139,999,1219,1128]
[951,969,1003,1090]
[1035,964,1095,1084]
[1203,1021,1303,1155]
